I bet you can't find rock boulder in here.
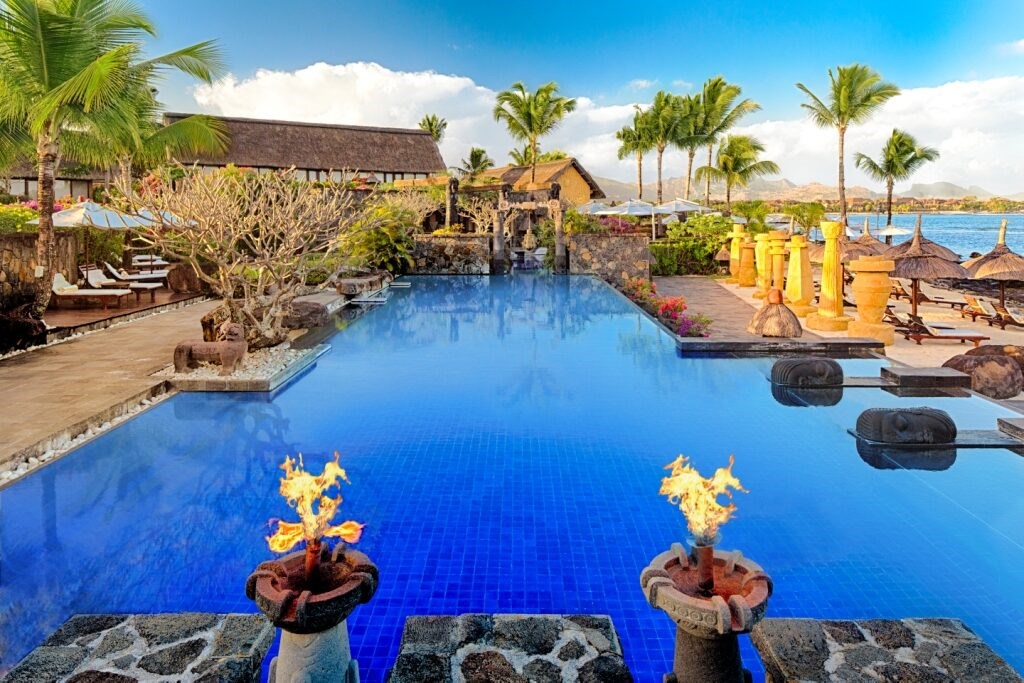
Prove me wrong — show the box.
[283,300,329,330]
[943,354,1023,399]
[964,344,1024,373]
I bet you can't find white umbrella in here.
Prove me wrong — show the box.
[657,198,709,213]
[576,200,608,215]
[28,201,158,267]
[877,225,912,236]
[596,199,674,239]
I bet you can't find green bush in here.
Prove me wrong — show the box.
[303,252,346,285]
[653,214,733,275]
[0,205,39,234]
[342,202,418,273]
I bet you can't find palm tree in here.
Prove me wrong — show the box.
[796,64,900,228]
[616,111,652,200]
[672,93,704,200]
[854,129,939,225]
[0,0,223,317]
[697,77,761,206]
[509,144,532,166]
[458,147,494,182]
[537,150,567,162]
[493,81,576,183]
[694,135,779,212]
[418,114,447,143]
[641,91,682,204]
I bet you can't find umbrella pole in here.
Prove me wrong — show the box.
[1001,281,1006,307]
[912,279,919,317]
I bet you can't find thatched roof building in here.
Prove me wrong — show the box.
[478,158,606,205]
[164,113,445,182]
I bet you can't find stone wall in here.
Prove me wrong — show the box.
[569,233,650,285]
[0,231,78,310]
[412,235,491,274]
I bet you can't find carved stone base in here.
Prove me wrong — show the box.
[805,313,851,331]
[847,320,895,345]
[270,620,360,683]
[665,626,749,683]
[788,303,817,317]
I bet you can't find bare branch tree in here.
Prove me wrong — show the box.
[386,188,442,227]
[457,194,498,234]
[118,167,377,349]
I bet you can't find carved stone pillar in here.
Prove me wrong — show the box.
[847,255,896,345]
[785,235,816,316]
[726,224,747,284]
[492,199,509,275]
[753,234,771,299]
[552,199,567,273]
[769,230,788,292]
[738,241,756,287]
[806,221,851,331]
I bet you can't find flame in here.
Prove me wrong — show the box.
[660,454,746,544]
[266,452,364,553]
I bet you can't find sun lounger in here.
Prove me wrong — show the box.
[901,318,990,347]
[891,279,913,301]
[82,266,162,303]
[983,301,1024,330]
[104,261,168,282]
[960,294,992,322]
[918,282,966,310]
[52,273,131,310]
[884,307,955,330]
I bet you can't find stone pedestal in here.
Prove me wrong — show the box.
[738,241,756,287]
[552,201,568,273]
[726,224,746,284]
[847,255,895,345]
[785,235,816,316]
[670,625,745,683]
[271,621,358,683]
[806,221,851,331]
[768,230,788,293]
[753,234,771,299]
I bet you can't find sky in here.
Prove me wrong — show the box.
[140,0,1024,195]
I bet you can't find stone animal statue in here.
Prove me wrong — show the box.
[855,407,956,445]
[173,322,247,376]
[770,358,844,387]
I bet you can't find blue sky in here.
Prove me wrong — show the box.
[140,0,1024,193]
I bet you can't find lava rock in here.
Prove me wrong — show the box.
[93,627,134,658]
[523,657,562,683]
[388,652,450,682]
[493,616,561,656]
[576,653,633,682]
[965,344,1024,373]
[283,300,329,330]
[68,672,137,683]
[943,354,1024,399]
[399,614,492,654]
[460,651,526,683]
[566,615,617,652]
[557,639,587,661]
[938,640,1023,680]
[3,646,89,683]
[822,620,866,645]
[137,638,207,676]
[752,619,829,681]
[136,612,218,646]
[874,661,951,682]
[842,643,894,670]
[208,614,273,659]
[862,619,916,650]
[43,615,127,646]
[166,263,201,293]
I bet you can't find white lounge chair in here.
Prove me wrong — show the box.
[52,273,131,310]
[918,281,965,310]
[104,261,168,282]
[82,266,162,303]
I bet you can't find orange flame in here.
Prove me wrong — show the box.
[266,451,364,553]
[660,454,746,545]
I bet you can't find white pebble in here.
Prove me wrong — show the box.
[28,457,38,465]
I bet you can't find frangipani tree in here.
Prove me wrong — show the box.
[854,129,939,224]
[493,81,576,183]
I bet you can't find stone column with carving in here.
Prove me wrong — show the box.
[806,221,851,331]
[492,199,509,274]
[847,255,896,345]
[726,224,747,284]
[785,235,816,316]
[769,230,788,293]
[552,199,567,273]
[738,241,757,287]
[753,234,771,299]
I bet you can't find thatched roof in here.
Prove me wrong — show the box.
[965,220,1024,280]
[892,229,969,280]
[164,113,446,174]
[882,215,959,261]
[479,158,606,199]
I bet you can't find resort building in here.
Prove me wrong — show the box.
[479,157,606,206]
[1,162,105,200]
[164,113,446,182]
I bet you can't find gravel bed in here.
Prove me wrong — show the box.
[155,344,308,380]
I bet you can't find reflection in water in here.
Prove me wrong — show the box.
[856,439,958,471]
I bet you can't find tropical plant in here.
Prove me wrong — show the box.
[696,77,761,205]
[781,202,826,234]
[616,111,652,200]
[640,91,683,204]
[0,204,38,234]
[509,144,532,166]
[672,93,704,200]
[418,114,447,143]
[457,147,495,182]
[694,135,779,212]
[493,81,576,183]
[796,64,900,228]
[731,200,770,231]
[854,129,939,224]
[0,0,224,317]
[537,149,567,162]
[343,201,418,273]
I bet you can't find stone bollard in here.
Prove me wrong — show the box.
[847,255,896,345]
[753,233,771,299]
[738,241,757,287]
[726,224,747,284]
[784,235,816,316]
[806,221,851,331]
[768,230,788,293]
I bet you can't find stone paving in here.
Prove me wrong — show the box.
[0,299,217,466]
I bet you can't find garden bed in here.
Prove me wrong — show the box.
[158,343,329,392]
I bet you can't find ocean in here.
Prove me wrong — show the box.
[843,212,1024,259]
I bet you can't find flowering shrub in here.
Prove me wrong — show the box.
[597,215,644,234]
[620,277,713,337]
[656,296,687,322]
[21,200,63,212]
[675,313,713,338]
[622,276,657,306]
[0,205,40,234]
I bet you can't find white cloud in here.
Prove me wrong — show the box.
[626,78,656,90]
[998,38,1024,54]
[672,79,693,90]
[193,62,1024,195]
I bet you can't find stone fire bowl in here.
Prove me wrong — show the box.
[246,544,378,634]
[641,543,772,636]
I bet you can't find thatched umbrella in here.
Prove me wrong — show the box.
[853,218,886,253]
[964,219,1024,305]
[892,227,969,316]
[883,214,959,261]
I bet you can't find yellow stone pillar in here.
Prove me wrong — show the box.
[726,223,746,283]
[753,233,771,299]
[847,255,896,345]
[806,220,851,331]
[769,230,788,292]
[738,241,757,287]
[785,235,816,316]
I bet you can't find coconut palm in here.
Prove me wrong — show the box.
[493,81,576,183]
[796,64,900,228]
[0,0,223,317]
[782,202,826,234]
[697,77,761,206]
[509,145,532,166]
[418,114,447,143]
[616,111,652,200]
[694,135,779,212]
[458,147,494,182]
[672,93,704,200]
[641,91,684,204]
[854,129,939,225]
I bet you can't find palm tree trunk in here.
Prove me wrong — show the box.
[32,134,58,319]
[685,149,695,200]
[636,151,643,200]
[885,179,894,225]
[837,126,847,227]
[704,143,713,205]
[656,145,664,204]
[726,183,731,214]
[530,138,538,183]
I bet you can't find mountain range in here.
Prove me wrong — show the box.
[590,175,1024,203]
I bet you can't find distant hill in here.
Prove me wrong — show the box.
[897,182,995,199]
[591,174,877,202]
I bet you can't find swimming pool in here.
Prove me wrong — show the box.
[2,274,1023,681]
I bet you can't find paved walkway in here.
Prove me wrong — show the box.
[0,300,217,465]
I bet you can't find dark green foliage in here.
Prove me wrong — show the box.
[652,214,732,275]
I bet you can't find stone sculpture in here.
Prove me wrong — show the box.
[770,358,844,387]
[173,321,247,376]
[747,289,802,337]
[855,407,957,445]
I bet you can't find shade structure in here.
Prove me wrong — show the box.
[576,200,608,215]
[840,219,886,262]
[595,199,674,239]
[876,225,912,237]
[27,201,158,267]
[882,215,959,262]
[656,198,709,213]
[964,219,1024,305]
[891,227,969,315]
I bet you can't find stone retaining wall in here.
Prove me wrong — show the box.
[0,232,78,310]
[569,234,649,285]
[412,235,491,275]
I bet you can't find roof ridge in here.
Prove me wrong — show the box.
[163,112,434,137]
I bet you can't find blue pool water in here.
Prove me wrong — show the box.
[2,274,1024,681]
